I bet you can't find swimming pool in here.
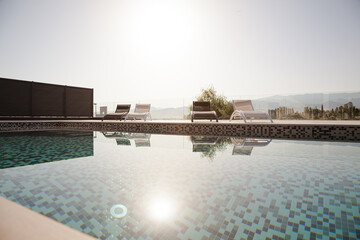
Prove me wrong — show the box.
[0,130,359,239]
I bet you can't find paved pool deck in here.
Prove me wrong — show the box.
[0,196,95,240]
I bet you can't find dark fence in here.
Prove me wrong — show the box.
[0,77,93,118]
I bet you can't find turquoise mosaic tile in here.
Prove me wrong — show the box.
[0,131,93,169]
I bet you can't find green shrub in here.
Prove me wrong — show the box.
[190,86,233,119]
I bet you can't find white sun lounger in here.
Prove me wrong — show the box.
[125,104,152,121]
[229,100,273,123]
[102,104,130,121]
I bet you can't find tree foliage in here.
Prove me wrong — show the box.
[304,104,359,120]
[190,86,233,119]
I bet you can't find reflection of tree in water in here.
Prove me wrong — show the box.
[202,138,232,161]
[191,136,232,161]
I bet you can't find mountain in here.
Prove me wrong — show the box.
[146,92,360,119]
[252,92,360,111]
[151,107,190,120]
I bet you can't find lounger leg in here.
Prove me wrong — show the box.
[216,115,218,122]
[266,113,273,123]
[240,112,247,123]
[229,112,234,122]
[241,138,247,147]
[191,114,194,122]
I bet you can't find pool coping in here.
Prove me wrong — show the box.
[0,120,359,142]
[0,196,96,240]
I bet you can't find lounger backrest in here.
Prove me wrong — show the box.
[193,101,210,111]
[115,104,131,113]
[134,104,151,113]
[233,100,254,111]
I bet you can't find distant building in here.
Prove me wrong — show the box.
[303,107,310,119]
[268,107,294,119]
[268,109,276,119]
[100,106,107,116]
[344,102,353,109]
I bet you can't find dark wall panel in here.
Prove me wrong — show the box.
[0,77,93,117]
[32,83,65,116]
[0,78,32,116]
[66,87,93,117]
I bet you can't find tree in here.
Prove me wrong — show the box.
[190,86,233,119]
[335,107,339,119]
[320,104,324,119]
[313,107,320,120]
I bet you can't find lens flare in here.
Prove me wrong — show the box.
[110,204,127,218]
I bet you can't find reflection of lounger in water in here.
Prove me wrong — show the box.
[103,132,151,147]
[191,136,218,152]
[102,132,131,146]
[116,138,131,146]
[102,132,129,138]
[128,133,151,147]
[231,138,272,155]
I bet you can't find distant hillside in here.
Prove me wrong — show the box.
[146,92,360,119]
[151,107,190,120]
[252,92,360,111]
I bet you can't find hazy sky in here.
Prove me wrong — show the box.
[0,0,359,104]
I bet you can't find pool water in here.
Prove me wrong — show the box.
[0,130,359,240]
[0,131,93,169]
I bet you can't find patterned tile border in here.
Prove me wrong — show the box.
[0,121,359,142]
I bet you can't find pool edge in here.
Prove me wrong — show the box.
[0,120,359,142]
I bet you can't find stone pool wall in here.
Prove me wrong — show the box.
[0,121,359,142]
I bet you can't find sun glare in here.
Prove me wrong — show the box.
[126,1,196,65]
[148,196,176,221]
